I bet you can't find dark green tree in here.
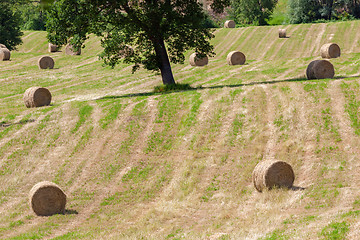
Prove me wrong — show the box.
[45,0,229,85]
[0,1,23,50]
[288,0,321,23]
[229,0,278,25]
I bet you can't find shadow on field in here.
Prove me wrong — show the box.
[291,186,306,191]
[0,119,35,128]
[99,74,360,100]
[64,209,78,215]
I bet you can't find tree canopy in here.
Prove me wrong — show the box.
[229,0,278,26]
[46,0,229,85]
[0,1,23,50]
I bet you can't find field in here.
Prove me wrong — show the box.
[1,20,360,239]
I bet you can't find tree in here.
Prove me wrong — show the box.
[0,1,23,50]
[45,0,230,85]
[229,0,278,25]
[288,0,321,23]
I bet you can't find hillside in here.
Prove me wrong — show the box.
[1,20,360,239]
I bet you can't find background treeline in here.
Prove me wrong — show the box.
[3,0,360,32]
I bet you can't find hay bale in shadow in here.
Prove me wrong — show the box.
[29,181,66,216]
[65,44,81,55]
[23,87,52,108]
[252,160,295,192]
[189,53,208,67]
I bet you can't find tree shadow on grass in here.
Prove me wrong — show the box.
[99,75,360,101]
[290,186,306,191]
[0,119,35,128]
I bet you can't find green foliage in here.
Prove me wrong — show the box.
[45,0,229,85]
[229,0,278,25]
[320,221,349,240]
[0,2,23,50]
[17,3,46,30]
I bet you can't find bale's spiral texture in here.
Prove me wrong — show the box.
[65,44,81,55]
[252,160,295,192]
[306,60,335,80]
[48,43,57,52]
[226,51,246,65]
[0,48,10,61]
[189,53,208,67]
[224,20,235,28]
[320,43,340,59]
[23,87,52,108]
[29,181,66,216]
[38,56,55,69]
[279,29,287,38]
[0,44,7,48]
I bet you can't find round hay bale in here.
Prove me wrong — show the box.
[48,43,57,52]
[252,160,295,192]
[227,51,246,65]
[38,56,55,69]
[118,45,134,57]
[0,44,7,48]
[23,87,52,108]
[320,43,340,59]
[306,60,335,80]
[29,181,66,216]
[189,53,208,67]
[224,20,235,28]
[65,44,81,55]
[0,48,11,61]
[279,29,286,38]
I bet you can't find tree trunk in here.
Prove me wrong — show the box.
[153,39,176,85]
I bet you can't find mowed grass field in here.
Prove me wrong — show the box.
[1,20,360,239]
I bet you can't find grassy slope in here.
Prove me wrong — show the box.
[1,20,360,239]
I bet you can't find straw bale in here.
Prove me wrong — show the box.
[65,44,81,55]
[23,87,52,108]
[320,43,340,59]
[29,181,66,216]
[252,160,295,192]
[224,20,235,28]
[227,51,246,65]
[279,29,286,38]
[0,44,7,48]
[38,56,55,69]
[189,53,208,67]
[0,48,10,61]
[306,60,335,80]
[48,43,57,52]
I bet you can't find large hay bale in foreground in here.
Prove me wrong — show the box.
[227,51,246,65]
[23,87,52,108]
[252,160,295,192]
[306,60,335,80]
[224,20,235,28]
[0,48,10,61]
[0,44,7,48]
[189,53,208,67]
[65,44,81,55]
[48,43,57,52]
[38,56,55,69]
[29,181,66,216]
[279,29,287,38]
[320,43,340,59]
